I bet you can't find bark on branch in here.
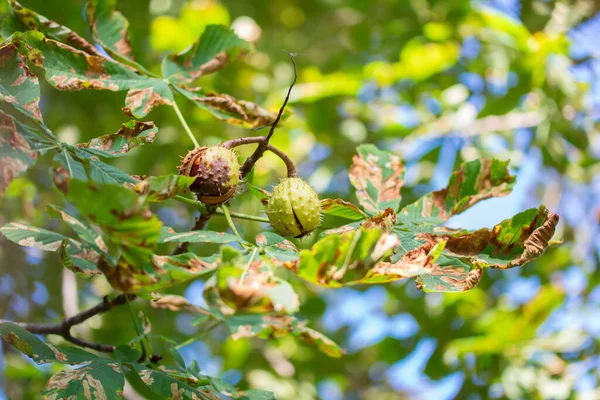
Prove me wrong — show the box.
[0,294,136,352]
[222,137,297,177]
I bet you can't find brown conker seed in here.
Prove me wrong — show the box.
[178,146,240,204]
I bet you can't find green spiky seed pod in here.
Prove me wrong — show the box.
[266,178,321,238]
[178,146,240,204]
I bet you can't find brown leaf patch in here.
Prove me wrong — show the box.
[0,112,36,195]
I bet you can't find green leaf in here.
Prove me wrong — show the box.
[174,86,276,129]
[0,41,43,122]
[114,345,141,362]
[127,174,195,202]
[0,112,52,195]
[204,254,300,314]
[99,252,219,293]
[255,232,299,264]
[76,120,157,156]
[57,238,103,278]
[66,179,162,266]
[87,0,132,59]
[131,364,216,400]
[417,206,559,269]
[321,198,367,220]
[2,0,102,56]
[0,322,103,365]
[0,222,102,277]
[289,228,398,287]
[413,255,482,293]
[0,322,263,399]
[159,227,246,245]
[49,204,109,254]
[348,144,405,215]
[162,24,249,84]
[398,158,516,226]
[43,359,125,400]
[226,315,344,358]
[6,31,173,118]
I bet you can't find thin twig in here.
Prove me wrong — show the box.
[239,53,298,178]
[171,211,215,255]
[222,137,297,177]
[0,294,136,352]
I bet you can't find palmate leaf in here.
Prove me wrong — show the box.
[162,24,249,85]
[348,144,405,215]
[0,322,274,400]
[2,10,275,126]
[288,145,559,292]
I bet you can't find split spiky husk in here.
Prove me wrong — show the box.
[178,146,240,204]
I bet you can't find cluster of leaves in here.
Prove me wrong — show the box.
[0,0,561,398]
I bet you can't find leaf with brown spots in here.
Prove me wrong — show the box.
[288,228,399,287]
[99,252,220,294]
[2,0,102,56]
[255,232,299,265]
[43,360,125,400]
[6,31,173,118]
[126,174,195,202]
[321,198,367,221]
[398,158,516,226]
[0,322,103,365]
[0,112,37,195]
[76,120,157,156]
[0,221,102,277]
[65,179,162,266]
[226,314,343,358]
[87,0,132,60]
[175,86,276,129]
[0,41,44,122]
[204,252,300,314]
[417,205,559,269]
[162,25,249,84]
[349,144,405,215]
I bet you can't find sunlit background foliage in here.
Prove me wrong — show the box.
[1,0,599,398]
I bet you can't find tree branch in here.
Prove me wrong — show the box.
[0,294,136,352]
[239,53,298,178]
[222,136,297,177]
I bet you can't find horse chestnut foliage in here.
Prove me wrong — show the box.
[267,177,322,238]
[179,146,240,204]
